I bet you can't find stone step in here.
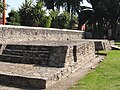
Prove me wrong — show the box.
[0,44,69,68]
[6,45,52,51]
[111,45,120,50]
[0,62,52,89]
[0,61,73,89]
[0,54,49,65]
[2,49,50,57]
[0,73,46,89]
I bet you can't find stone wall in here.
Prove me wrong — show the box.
[0,25,84,43]
[65,41,95,66]
[92,40,112,51]
[0,41,95,68]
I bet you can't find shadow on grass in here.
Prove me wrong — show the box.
[115,42,120,47]
[95,50,109,56]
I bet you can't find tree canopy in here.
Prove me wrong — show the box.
[90,0,120,39]
[6,10,20,25]
[0,2,4,13]
[7,0,120,39]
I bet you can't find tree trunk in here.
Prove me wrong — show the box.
[52,0,54,11]
[67,0,70,13]
[111,22,117,40]
[98,19,104,39]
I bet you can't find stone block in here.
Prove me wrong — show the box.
[0,74,47,89]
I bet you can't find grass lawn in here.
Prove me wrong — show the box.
[69,50,120,90]
[96,50,110,55]
[115,42,120,47]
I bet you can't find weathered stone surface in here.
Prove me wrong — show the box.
[0,40,95,89]
[0,25,99,89]
[0,73,47,89]
[0,25,84,43]
[84,39,112,51]
[94,40,111,51]
[0,41,95,67]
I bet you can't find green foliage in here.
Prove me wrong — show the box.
[11,0,79,29]
[8,22,20,26]
[43,16,52,28]
[19,0,34,26]
[19,0,49,27]
[0,2,4,13]
[42,0,82,13]
[49,10,59,19]
[49,10,59,28]
[14,0,120,34]
[69,50,120,90]
[0,2,8,15]
[7,10,20,25]
[91,0,120,39]
[31,0,46,27]
[115,42,120,47]
[58,11,71,29]
[49,11,71,29]
[49,10,78,29]
[69,15,78,29]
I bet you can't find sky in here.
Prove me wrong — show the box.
[6,0,24,17]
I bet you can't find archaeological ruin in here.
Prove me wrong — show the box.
[0,25,112,89]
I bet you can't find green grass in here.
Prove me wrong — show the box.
[96,50,110,55]
[69,50,120,90]
[115,42,120,47]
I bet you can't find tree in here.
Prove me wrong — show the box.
[69,14,78,29]
[6,10,20,25]
[19,0,34,26]
[90,0,120,39]
[31,0,46,26]
[43,0,55,11]
[19,0,51,27]
[42,0,81,13]
[57,11,71,28]
[49,10,59,28]
[43,0,81,29]
[0,1,4,13]
[63,0,81,13]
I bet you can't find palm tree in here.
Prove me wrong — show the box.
[19,0,34,26]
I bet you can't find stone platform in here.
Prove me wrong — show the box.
[0,25,112,89]
[0,40,95,89]
[84,39,113,51]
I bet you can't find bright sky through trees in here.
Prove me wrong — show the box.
[6,0,24,16]
[6,0,91,17]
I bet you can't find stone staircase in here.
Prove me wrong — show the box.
[0,45,51,65]
[0,44,74,89]
[0,41,95,89]
[0,44,55,89]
